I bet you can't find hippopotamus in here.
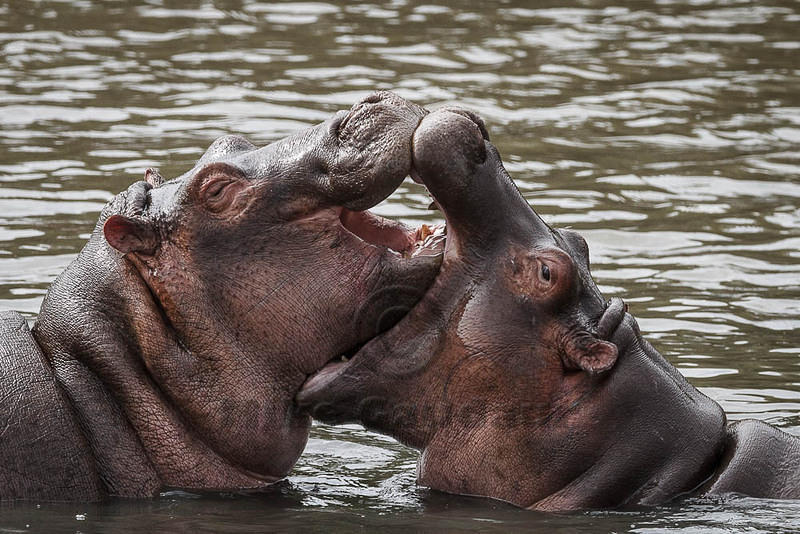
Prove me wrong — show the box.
[0,92,445,501]
[297,105,800,510]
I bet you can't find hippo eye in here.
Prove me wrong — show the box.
[205,179,231,201]
[541,263,551,282]
[200,177,242,213]
[193,163,249,216]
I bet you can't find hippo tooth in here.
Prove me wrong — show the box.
[417,224,433,242]
[411,233,446,258]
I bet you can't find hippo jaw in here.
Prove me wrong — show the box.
[298,207,446,389]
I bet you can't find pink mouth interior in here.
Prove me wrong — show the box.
[339,208,445,257]
[340,209,414,253]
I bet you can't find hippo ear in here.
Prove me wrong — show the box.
[104,214,159,255]
[562,334,618,375]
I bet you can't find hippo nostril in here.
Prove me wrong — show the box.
[334,109,357,138]
[329,110,350,138]
[361,93,384,105]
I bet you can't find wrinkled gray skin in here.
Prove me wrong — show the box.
[0,92,443,501]
[298,106,800,510]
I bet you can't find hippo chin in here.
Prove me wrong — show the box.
[0,92,445,501]
[297,105,800,510]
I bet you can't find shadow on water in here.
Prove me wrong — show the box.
[1,0,799,531]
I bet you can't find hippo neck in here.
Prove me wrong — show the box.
[31,236,274,496]
[532,336,727,510]
[415,334,727,510]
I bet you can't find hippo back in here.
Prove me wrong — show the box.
[704,419,800,499]
[0,310,102,501]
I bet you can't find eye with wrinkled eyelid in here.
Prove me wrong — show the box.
[201,176,239,212]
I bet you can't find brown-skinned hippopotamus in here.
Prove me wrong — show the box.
[0,92,445,501]
[297,105,800,511]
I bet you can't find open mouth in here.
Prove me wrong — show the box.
[296,203,447,399]
[337,207,446,259]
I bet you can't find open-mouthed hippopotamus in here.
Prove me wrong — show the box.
[0,92,446,501]
[297,105,800,510]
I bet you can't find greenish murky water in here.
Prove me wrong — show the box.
[1,0,799,531]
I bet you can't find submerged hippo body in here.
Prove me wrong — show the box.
[0,92,445,501]
[298,105,800,510]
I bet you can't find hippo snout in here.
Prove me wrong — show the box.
[409,107,545,253]
[323,91,427,211]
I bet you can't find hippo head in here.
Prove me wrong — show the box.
[298,108,725,509]
[42,92,446,487]
[297,107,622,425]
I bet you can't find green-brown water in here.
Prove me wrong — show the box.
[1,0,799,531]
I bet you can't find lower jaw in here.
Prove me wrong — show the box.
[298,236,447,399]
[297,209,448,393]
